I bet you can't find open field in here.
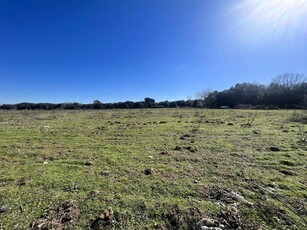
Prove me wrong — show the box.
[0,109,306,229]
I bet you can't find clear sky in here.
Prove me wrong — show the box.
[1,0,307,103]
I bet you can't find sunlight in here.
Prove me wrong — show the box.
[232,0,307,43]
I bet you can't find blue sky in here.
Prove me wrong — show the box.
[1,0,307,103]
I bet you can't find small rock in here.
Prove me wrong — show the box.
[0,205,11,213]
[230,191,253,205]
[196,217,222,230]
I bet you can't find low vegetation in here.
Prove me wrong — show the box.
[0,109,306,229]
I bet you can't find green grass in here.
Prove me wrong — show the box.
[0,109,306,229]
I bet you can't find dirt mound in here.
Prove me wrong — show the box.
[165,205,205,230]
[202,185,235,204]
[31,200,80,230]
[90,208,114,230]
[218,204,241,229]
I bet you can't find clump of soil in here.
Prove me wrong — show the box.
[180,134,191,140]
[268,146,281,152]
[90,189,101,197]
[202,185,253,205]
[31,200,80,230]
[85,159,94,166]
[144,168,154,175]
[218,204,241,229]
[160,151,170,155]
[90,208,114,230]
[185,146,197,152]
[65,183,81,192]
[174,146,182,151]
[18,178,32,186]
[174,146,197,152]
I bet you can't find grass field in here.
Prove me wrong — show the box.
[0,109,306,229]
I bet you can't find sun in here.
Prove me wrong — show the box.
[231,0,307,43]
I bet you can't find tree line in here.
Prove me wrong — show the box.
[0,98,206,110]
[201,73,306,109]
[1,73,306,110]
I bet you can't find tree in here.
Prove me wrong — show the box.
[197,88,212,100]
[269,73,306,108]
[272,73,305,90]
[93,100,103,109]
[144,98,156,108]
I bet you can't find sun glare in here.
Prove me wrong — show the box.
[231,0,307,43]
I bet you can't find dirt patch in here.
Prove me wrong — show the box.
[165,205,205,230]
[201,185,235,204]
[31,200,80,230]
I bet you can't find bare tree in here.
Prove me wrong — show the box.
[272,73,305,89]
[197,88,212,100]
